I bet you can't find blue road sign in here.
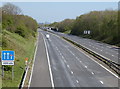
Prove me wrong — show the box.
[1,51,15,61]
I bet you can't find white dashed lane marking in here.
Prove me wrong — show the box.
[76,80,79,83]
[112,55,114,57]
[67,65,70,68]
[61,55,64,58]
[79,60,82,63]
[91,72,94,75]
[56,47,58,50]
[71,71,74,74]
[100,81,104,84]
[105,52,108,54]
[85,66,88,68]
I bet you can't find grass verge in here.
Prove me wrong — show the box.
[2,30,36,87]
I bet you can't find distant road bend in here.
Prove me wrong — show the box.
[29,29,119,88]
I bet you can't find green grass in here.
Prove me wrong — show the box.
[0,46,2,89]
[2,30,36,87]
[0,24,2,88]
[63,30,71,34]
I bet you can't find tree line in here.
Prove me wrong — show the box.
[49,10,119,46]
[1,3,38,38]
[49,19,74,32]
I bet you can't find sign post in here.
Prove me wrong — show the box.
[1,51,15,80]
[2,66,4,77]
[12,66,14,80]
[25,58,28,71]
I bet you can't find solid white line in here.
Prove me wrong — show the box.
[28,32,39,88]
[60,36,120,79]
[83,52,120,79]
[81,51,120,79]
[48,31,120,79]
[21,66,29,88]
[100,81,104,84]
[42,33,55,88]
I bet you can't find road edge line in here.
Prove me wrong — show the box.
[28,32,39,88]
[49,32,120,79]
[41,33,55,88]
[62,37,120,79]
[21,66,29,88]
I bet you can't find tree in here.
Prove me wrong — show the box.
[2,3,22,15]
[2,3,38,38]
[49,19,75,32]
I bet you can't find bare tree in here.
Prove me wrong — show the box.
[2,3,22,15]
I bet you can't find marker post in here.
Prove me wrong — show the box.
[25,58,28,71]
[2,66,4,78]
[12,66,14,80]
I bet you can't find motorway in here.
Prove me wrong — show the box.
[29,29,119,88]
[52,31,119,63]
[29,31,51,87]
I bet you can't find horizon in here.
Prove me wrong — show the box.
[1,2,118,23]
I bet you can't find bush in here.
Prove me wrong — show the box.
[70,10,119,46]
[2,14,38,38]
[15,26,26,37]
[4,65,12,71]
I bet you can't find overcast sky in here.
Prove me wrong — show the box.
[1,2,118,23]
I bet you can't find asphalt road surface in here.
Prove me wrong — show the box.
[29,32,52,87]
[40,30,118,87]
[52,31,119,63]
[29,29,119,88]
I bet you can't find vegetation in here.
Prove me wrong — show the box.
[49,19,74,32]
[2,14,37,38]
[2,30,36,87]
[71,10,119,46]
[50,10,119,46]
[1,3,38,87]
